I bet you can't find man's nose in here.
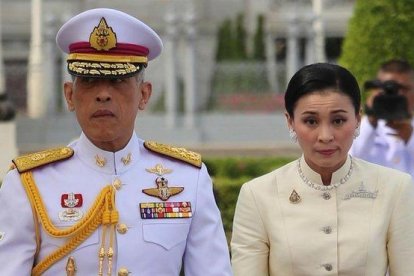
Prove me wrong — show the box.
[95,85,112,102]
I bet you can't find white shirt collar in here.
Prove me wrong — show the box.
[70,132,141,174]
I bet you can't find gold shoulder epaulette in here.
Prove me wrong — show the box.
[13,147,74,173]
[144,141,202,168]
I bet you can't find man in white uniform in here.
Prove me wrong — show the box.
[350,59,414,179]
[0,8,231,275]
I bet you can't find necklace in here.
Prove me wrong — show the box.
[297,156,353,192]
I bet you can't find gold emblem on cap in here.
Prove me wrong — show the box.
[289,189,301,204]
[90,17,117,51]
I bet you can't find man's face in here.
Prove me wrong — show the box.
[64,75,152,151]
[377,71,414,111]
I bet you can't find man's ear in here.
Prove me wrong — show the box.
[138,81,152,110]
[64,82,75,112]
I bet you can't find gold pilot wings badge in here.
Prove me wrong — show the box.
[142,176,184,201]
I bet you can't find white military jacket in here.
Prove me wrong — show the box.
[231,155,414,276]
[350,116,414,179]
[0,133,232,276]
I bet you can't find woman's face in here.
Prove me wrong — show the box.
[286,90,361,174]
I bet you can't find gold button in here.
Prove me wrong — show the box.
[117,223,128,234]
[113,179,122,190]
[118,268,129,276]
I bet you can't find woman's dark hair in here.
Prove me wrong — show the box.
[284,63,361,117]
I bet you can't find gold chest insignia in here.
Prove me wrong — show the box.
[142,176,184,201]
[146,163,173,176]
[121,153,132,166]
[89,17,117,51]
[95,155,107,167]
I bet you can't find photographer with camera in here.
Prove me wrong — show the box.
[350,59,414,179]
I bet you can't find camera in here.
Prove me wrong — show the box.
[365,79,411,121]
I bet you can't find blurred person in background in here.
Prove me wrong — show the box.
[350,59,414,179]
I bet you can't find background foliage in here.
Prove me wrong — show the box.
[204,156,294,242]
[339,0,414,86]
[210,13,272,111]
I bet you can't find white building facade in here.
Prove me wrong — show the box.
[2,0,354,115]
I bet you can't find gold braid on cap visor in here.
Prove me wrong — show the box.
[67,53,148,77]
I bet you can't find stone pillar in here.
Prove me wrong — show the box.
[183,6,196,128]
[312,0,326,62]
[164,7,178,128]
[60,14,73,113]
[44,14,58,114]
[286,16,300,83]
[0,1,18,180]
[305,21,316,65]
[265,32,278,92]
[27,0,45,118]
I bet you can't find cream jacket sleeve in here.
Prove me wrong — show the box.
[231,179,270,275]
[388,176,414,275]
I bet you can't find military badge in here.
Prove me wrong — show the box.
[89,17,117,51]
[61,193,83,208]
[59,193,84,221]
[146,163,173,176]
[140,201,192,219]
[121,153,132,165]
[142,177,184,201]
[95,155,106,167]
[343,182,378,200]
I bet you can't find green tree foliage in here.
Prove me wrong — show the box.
[235,14,248,60]
[204,156,295,242]
[253,14,266,61]
[339,0,414,85]
[216,19,238,61]
[216,13,266,61]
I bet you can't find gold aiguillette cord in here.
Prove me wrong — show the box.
[98,187,119,276]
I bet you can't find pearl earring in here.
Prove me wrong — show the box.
[353,125,360,139]
[289,129,297,143]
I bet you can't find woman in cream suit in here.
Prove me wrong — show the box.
[231,63,414,276]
